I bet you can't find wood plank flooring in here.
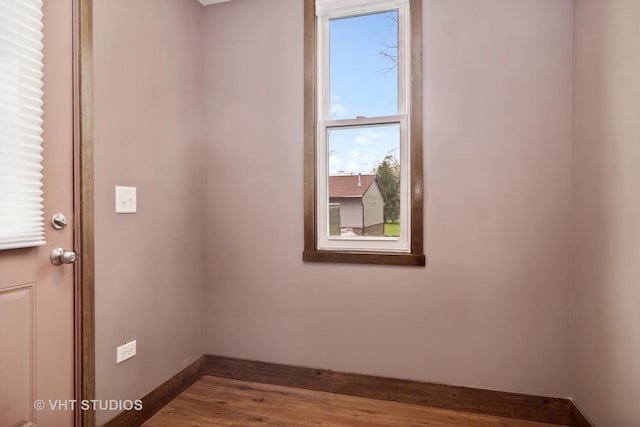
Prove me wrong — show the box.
[143,376,568,427]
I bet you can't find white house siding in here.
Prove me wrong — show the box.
[362,182,384,229]
[337,198,362,229]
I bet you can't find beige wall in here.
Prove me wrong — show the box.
[93,0,205,424]
[572,1,640,425]
[203,0,572,397]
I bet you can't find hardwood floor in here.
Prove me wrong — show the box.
[143,376,568,427]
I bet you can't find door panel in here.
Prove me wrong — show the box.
[0,0,75,426]
[0,284,35,424]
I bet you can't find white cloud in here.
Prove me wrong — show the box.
[329,154,346,175]
[328,126,397,175]
[346,152,380,174]
[355,128,385,146]
[355,136,374,146]
[362,129,385,139]
[330,150,379,175]
[330,103,347,118]
[345,161,363,173]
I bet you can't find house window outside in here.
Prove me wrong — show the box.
[304,0,424,265]
[329,174,385,237]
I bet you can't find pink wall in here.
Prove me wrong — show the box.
[572,1,640,425]
[93,0,205,424]
[203,0,572,398]
[89,1,640,422]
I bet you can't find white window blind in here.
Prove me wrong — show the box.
[0,0,46,250]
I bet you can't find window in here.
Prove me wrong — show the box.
[0,0,46,250]
[304,0,424,265]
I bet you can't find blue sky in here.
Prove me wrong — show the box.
[328,10,399,176]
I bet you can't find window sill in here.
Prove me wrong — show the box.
[303,250,425,266]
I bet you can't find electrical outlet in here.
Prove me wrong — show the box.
[116,340,136,364]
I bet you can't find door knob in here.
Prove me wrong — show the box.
[50,248,78,266]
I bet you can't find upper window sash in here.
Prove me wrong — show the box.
[317,1,410,123]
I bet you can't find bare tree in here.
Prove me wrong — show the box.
[378,14,398,74]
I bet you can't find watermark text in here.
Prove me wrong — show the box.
[34,399,143,411]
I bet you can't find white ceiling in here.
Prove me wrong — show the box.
[198,0,232,6]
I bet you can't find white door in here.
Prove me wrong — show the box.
[0,0,76,426]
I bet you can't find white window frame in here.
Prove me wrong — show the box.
[315,0,412,253]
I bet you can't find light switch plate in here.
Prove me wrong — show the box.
[115,186,137,213]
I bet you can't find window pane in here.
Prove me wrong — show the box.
[329,10,398,119]
[327,124,400,237]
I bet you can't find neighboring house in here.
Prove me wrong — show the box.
[329,174,384,236]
